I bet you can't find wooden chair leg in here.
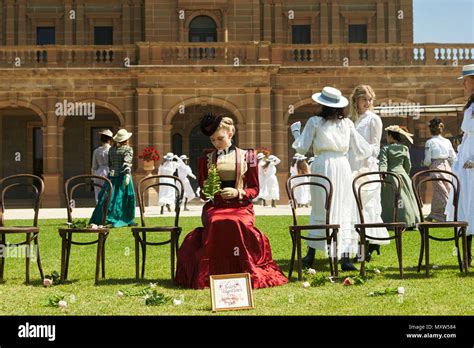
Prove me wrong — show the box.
[171,231,176,283]
[417,229,424,273]
[424,229,430,277]
[327,230,333,276]
[34,235,44,280]
[288,231,296,279]
[462,228,469,274]
[101,235,106,278]
[333,230,338,277]
[454,228,463,272]
[141,233,147,279]
[0,234,5,281]
[65,232,72,280]
[134,232,140,282]
[396,229,403,279]
[95,234,103,285]
[25,233,31,285]
[296,231,302,281]
[359,230,366,277]
[60,233,67,284]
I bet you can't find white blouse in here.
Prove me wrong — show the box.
[423,135,457,166]
[350,110,383,171]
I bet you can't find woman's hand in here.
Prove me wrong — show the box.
[123,174,130,187]
[463,160,474,169]
[220,187,238,200]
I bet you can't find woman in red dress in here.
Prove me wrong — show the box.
[176,114,288,289]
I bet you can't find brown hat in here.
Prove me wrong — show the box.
[385,125,414,144]
[200,113,222,136]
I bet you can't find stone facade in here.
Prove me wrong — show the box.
[0,0,472,207]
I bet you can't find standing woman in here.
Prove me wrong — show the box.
[293,155,311,208]
[90,129,136,227]
[348,85,389,261]
[256,152,267,206]
[176,114,287,289]
[177,154,197,211]
[262,155,281,207]
[291,87,372,271]
[91,129,113,203]
[446,64,474,266]
[379,126,420,229]
[423,118,457,222]
[158,153,180,214]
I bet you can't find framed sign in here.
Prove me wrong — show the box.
[210,273,254,312]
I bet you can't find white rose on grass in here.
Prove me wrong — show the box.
[432,264,439,269]
[58,300,68,309]
[149,283,157,288]
[116,291,124,298]
[302,282,310,288]
[173,299,182,306]
[43,278,53,287]
[374,269,381,275]
[307,268,316,275]
[90,224,98,230]
[397,287,405,295]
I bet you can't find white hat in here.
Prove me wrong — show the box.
[312,86,349,108]
[297,155,307,160]
[180,155,189,160]
[292,154,302,160]
[308,156,315,164]
[164,152,174,160]
[268,155,277,162]
[99,129,113,138]
[113,129,132,143]
[257,153,265,160]
[385,125,414,144]
[458,64,474,80]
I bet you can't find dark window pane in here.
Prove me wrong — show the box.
[172,133,183,156]
[37,27,55,45]
[94,27,113,45]
[349,24,368,43]
[189,16,217,42]
[33,128,43,177]
[292,25,311,44]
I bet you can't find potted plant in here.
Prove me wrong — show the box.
[139,146,160,171]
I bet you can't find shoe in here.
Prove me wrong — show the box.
[184,207,190,211]
[271,200,276,208]
[166,204,171,212]
[160,206,164,215]
[341,258,358,271]
[302,247,315,267]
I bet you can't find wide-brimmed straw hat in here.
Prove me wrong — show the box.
[180,155,189,160]
[312,86,349,108]
[99,129,113,138]
[458,64,474,80]
[385,125,414,144]
[257,153,265,160]
[164,152,174,160]
[113,129,132,143]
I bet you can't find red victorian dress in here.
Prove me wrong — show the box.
[175,146,288,289]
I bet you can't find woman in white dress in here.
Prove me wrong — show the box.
[91,129,113,203]
[348,85,389,262]
[177,154,197,211]
[291,87,372,271]
[257,152,267,206]
[446,63,474,267]
[158,152,180,214]
[291,155,311,207]
[262,155,280,207]
[423,118,457,222]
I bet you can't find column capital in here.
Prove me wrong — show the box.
[150,87,164,95]
[136,87,150,96]
[258,87,272,94]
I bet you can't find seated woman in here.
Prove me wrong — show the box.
[175,113,288,289]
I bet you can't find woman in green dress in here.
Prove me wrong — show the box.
[379,125,420,228]
[90,129,136,227]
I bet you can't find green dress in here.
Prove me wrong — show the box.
[379,143,420,228]
[90,145,136,227]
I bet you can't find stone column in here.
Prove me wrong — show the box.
[43,92,62,207]
[122,1,131,44]
[274,0,283,43]
[136,88,150,173]
[64,0,73,45]
[18,0,27,45]
[259,87,272,149]
[252,0,260,41]
[263,0,272,42]
[388,1,397,43]
[76,0,85,45]
[150,88,164,151]
[274,90,288,203]
[320,1,329,44]
[376,0,385,43]
[331,0,340,44]
[5,0,15,45]
[245,88,257,148]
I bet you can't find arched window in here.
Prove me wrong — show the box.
[189,16,217,42]
[172,133,183,156]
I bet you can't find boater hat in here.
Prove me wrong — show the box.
[99,129,113,138]
[312,86,349,108]
[164,152,174,160]
[180,155,189,160]
[385,125,414,144]
[458,64,474,80]
[113,129,132,142]
[257,153,265,160]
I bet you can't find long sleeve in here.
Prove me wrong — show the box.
[423,140,432,167]
[272,156,281,166]
[448,141,457,165]
[91,149,99,173]
[403,149,412,175]
[349,121,372,161]
[198,156,209,200]
[239,149,259,200]
[379,145,388,172]
[292,117,318,155]
[122,147,133,174]
[368,116,383,157]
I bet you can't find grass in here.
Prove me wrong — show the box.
[0,215,473,316]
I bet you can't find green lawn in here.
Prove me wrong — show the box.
[0,216,472,316]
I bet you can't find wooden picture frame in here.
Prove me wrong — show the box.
[209,273,255,312]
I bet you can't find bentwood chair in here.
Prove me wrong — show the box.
[352,172,406,278]
[132,175,184,283]
[286,174,340,280]
[412,169,469,276]
[58,175,113,285]
[0,174,45,285]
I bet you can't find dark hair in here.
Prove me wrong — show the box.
[464,95,474,111]
[388,130,402,142]
[297,160,310,175]
[100,134,112,143]
[429,117,444,135]
[318,105,347,120]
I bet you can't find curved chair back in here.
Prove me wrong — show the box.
[64,175,113,225]
[352,171,402,225]
[411,169,460,223]
[0,174,44,227]
[137,175,184,227]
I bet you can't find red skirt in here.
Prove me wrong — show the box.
[176,197,288,289]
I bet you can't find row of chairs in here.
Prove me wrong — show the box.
[0,169,469,285]
[286,169,469,280]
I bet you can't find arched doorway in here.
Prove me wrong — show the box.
[171,104,239,190]
[189,15,217,42]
